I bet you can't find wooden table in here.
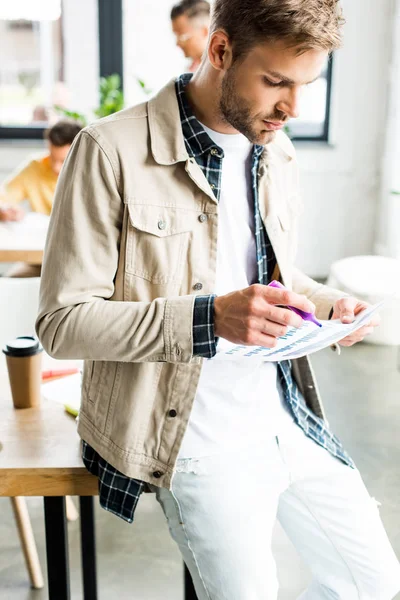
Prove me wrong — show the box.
[0,359,98,600]
[0,358,198,600]
[0,213,48,264]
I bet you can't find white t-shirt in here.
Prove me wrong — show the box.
[178,124,294,459]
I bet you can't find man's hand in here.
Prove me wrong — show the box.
[331,297,381,346]
[0,205,24,222]
[214,284,316,348]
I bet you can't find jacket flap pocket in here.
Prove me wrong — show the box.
[127,203,194,237]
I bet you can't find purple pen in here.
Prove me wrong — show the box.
[268,280,322,327]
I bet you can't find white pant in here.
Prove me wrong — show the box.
[153,423,400,600]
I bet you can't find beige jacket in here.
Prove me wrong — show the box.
[36,79,345,488]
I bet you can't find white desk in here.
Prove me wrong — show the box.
[0,213,49,264]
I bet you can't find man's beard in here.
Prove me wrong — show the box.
[219,67,287,145]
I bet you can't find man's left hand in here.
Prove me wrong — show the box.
[331,297,381,347]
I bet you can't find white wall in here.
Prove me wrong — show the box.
[0,0,394,278]
[296,0,394,276]
[375,0,400,259]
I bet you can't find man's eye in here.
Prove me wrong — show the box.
[263,77,283,88]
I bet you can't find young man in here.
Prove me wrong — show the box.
[171,0,210,72]
[0,119,82,222]
[37,1,400,598]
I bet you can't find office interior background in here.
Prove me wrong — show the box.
[0,0,399,598]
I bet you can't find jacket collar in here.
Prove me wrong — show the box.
[147,76,295,166]
[147,78,189,165]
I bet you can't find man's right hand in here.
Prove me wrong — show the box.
[214,284,316,348]
[0,205,25,222]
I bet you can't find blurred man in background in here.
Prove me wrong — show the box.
[171,0,210,72]
[0,119,82,224]
[0,119,82,277]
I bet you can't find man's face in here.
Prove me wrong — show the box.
[172,14,209,60]
[49,143,71,175]
[219,40,328,145]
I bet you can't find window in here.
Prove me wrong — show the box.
[0,0,99,139]
[289,58,333,142]
[1,0,333,142]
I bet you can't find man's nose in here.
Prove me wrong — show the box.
[276,87,301,119]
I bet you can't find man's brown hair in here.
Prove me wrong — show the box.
[211,0,345,61]
[45,120,82,147]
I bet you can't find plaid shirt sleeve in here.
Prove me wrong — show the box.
[192,294,218,358]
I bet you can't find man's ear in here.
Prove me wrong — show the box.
[208,30,233,71]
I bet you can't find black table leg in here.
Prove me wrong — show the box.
[44,496,70,600]
[80,496,98,600]
[184,563,198,600]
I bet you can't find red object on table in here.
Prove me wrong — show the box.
[41,368,79,381]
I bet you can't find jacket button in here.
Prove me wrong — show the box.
[157,220,166,230]
[210,183,216,190]
[193,282,203,291]
[168,409,177,418]
[210,148,220,156]
[153,471,163,479]
[198,214,208,223]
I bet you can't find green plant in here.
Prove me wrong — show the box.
[54,74,124,124]
[53,106,87,126]
[94,74,124,118]
[136,78,152,95]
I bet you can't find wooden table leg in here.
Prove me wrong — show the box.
[79,496,98,600]
[184,563,198,600]
[11,497,44,589]
[44,496,70,600]
[66,496,79,522]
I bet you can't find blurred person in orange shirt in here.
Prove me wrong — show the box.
[0,120,82,224]
[171,0,210,72]
[0,120,82,277]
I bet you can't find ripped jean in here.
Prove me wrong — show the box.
[151,423,400,600]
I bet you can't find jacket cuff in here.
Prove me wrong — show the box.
[192,294,218,358]
[163,295,198,363]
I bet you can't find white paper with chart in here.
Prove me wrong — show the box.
[211,302,383,362]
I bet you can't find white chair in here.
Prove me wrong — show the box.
[327,255,400,345]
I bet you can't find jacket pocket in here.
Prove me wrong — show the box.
[125,203,194,284]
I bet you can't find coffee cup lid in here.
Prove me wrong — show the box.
[2,336,43,358]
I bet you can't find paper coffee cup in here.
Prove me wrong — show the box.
[2,336,43,409]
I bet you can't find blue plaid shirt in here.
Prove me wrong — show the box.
[82,73,354,523]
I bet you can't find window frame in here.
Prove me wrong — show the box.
[0,0,124,140]
[0,1,333,142]
[290,56,334,143]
